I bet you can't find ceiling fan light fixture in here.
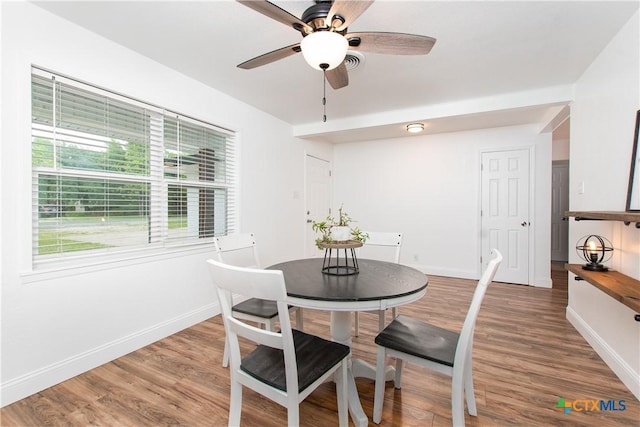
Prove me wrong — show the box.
[300,31,348,71]
[406,123,425,133]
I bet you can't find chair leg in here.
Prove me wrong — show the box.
[394,359,403,389]
[222,338,229,368]
[373,346,387,424]
[287,397,300,427]
[335,361,348,427]
[295,307,304,331]
[464,371,477,417]
[377,310,386,332]
[224,294,232,368]
[451,370,466,427]
[354,312,360,336]
[228,380,242,427]
[464,354,477,416]
[391,306,398,319]
[265,319,275,331]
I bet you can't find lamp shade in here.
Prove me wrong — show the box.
[300,31,348,70]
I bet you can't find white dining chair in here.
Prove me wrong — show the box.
[214,233,303,367]
[207,259,349,427]
[354,231,403,335]
[372,249,503,427]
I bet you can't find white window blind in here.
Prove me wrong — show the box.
[163,114,236,241]
[31,68,236,264]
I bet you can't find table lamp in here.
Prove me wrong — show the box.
[576,234,613,271]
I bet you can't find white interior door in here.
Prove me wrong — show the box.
[481,149,530,284]
[551,161,569,262]
[305,155,331,257]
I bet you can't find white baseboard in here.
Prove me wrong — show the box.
[411,265,552,288]
[566,306,640,400]
[409,263,477,280]
[534,276,553,288]
[1,303,219,407]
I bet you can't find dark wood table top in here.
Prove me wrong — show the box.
[268,258,428,309]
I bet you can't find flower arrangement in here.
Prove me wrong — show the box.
[311,205,368,249]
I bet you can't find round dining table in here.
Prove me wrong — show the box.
[268,257,428,427]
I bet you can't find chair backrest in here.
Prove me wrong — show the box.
[207,259,299,391]
[359,231,403,263]
[213,233,260,268]
[454,249,503,367]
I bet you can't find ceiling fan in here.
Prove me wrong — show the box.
[236,0,437,90]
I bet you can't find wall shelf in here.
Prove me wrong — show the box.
[565,210,640,228]
[565,264,640,319]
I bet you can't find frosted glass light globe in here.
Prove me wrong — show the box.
[300,31,348,70]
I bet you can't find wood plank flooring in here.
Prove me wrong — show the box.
[2,268,639,426]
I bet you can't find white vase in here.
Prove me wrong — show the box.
[330,226,351,242]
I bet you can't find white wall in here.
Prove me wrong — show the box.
[567,10,640,399]
[551,119,570,161]
[552,138,570,161]
[3,0,637,408]
[332,124,552,286]
[0,2,330,406]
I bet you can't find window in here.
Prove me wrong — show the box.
[31,68,236,264]
[163,115,234,240]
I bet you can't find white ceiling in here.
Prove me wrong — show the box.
[33,0,638,143]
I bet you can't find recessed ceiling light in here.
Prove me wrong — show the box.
[406,123,424,133]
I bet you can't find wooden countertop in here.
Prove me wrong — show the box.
[565,264,640,313]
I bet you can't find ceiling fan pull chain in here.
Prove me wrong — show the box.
[322,65,328,122]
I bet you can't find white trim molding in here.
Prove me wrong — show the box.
[566,306,640,400]
[1,303,220,407]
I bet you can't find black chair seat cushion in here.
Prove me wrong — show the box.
[232,298,294,319]
[375,315,459,367]
[241,330,350,393]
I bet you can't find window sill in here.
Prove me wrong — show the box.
[21,242,216,284]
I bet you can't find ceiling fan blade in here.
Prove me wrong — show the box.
[237,0,312,33]
[326,62,349,90]
[237,43,301,69]
[326,0,374,31]
[346,32,436,55]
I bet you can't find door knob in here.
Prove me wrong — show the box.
[521,221,528,227]
[306,219,313,223]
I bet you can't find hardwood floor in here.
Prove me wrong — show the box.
[2,268,639,426]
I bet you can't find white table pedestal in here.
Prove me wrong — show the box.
[330,311,395,427]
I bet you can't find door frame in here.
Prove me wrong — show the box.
[551,160,570,262]
[477,145,536,285]
[304,152,332,258]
